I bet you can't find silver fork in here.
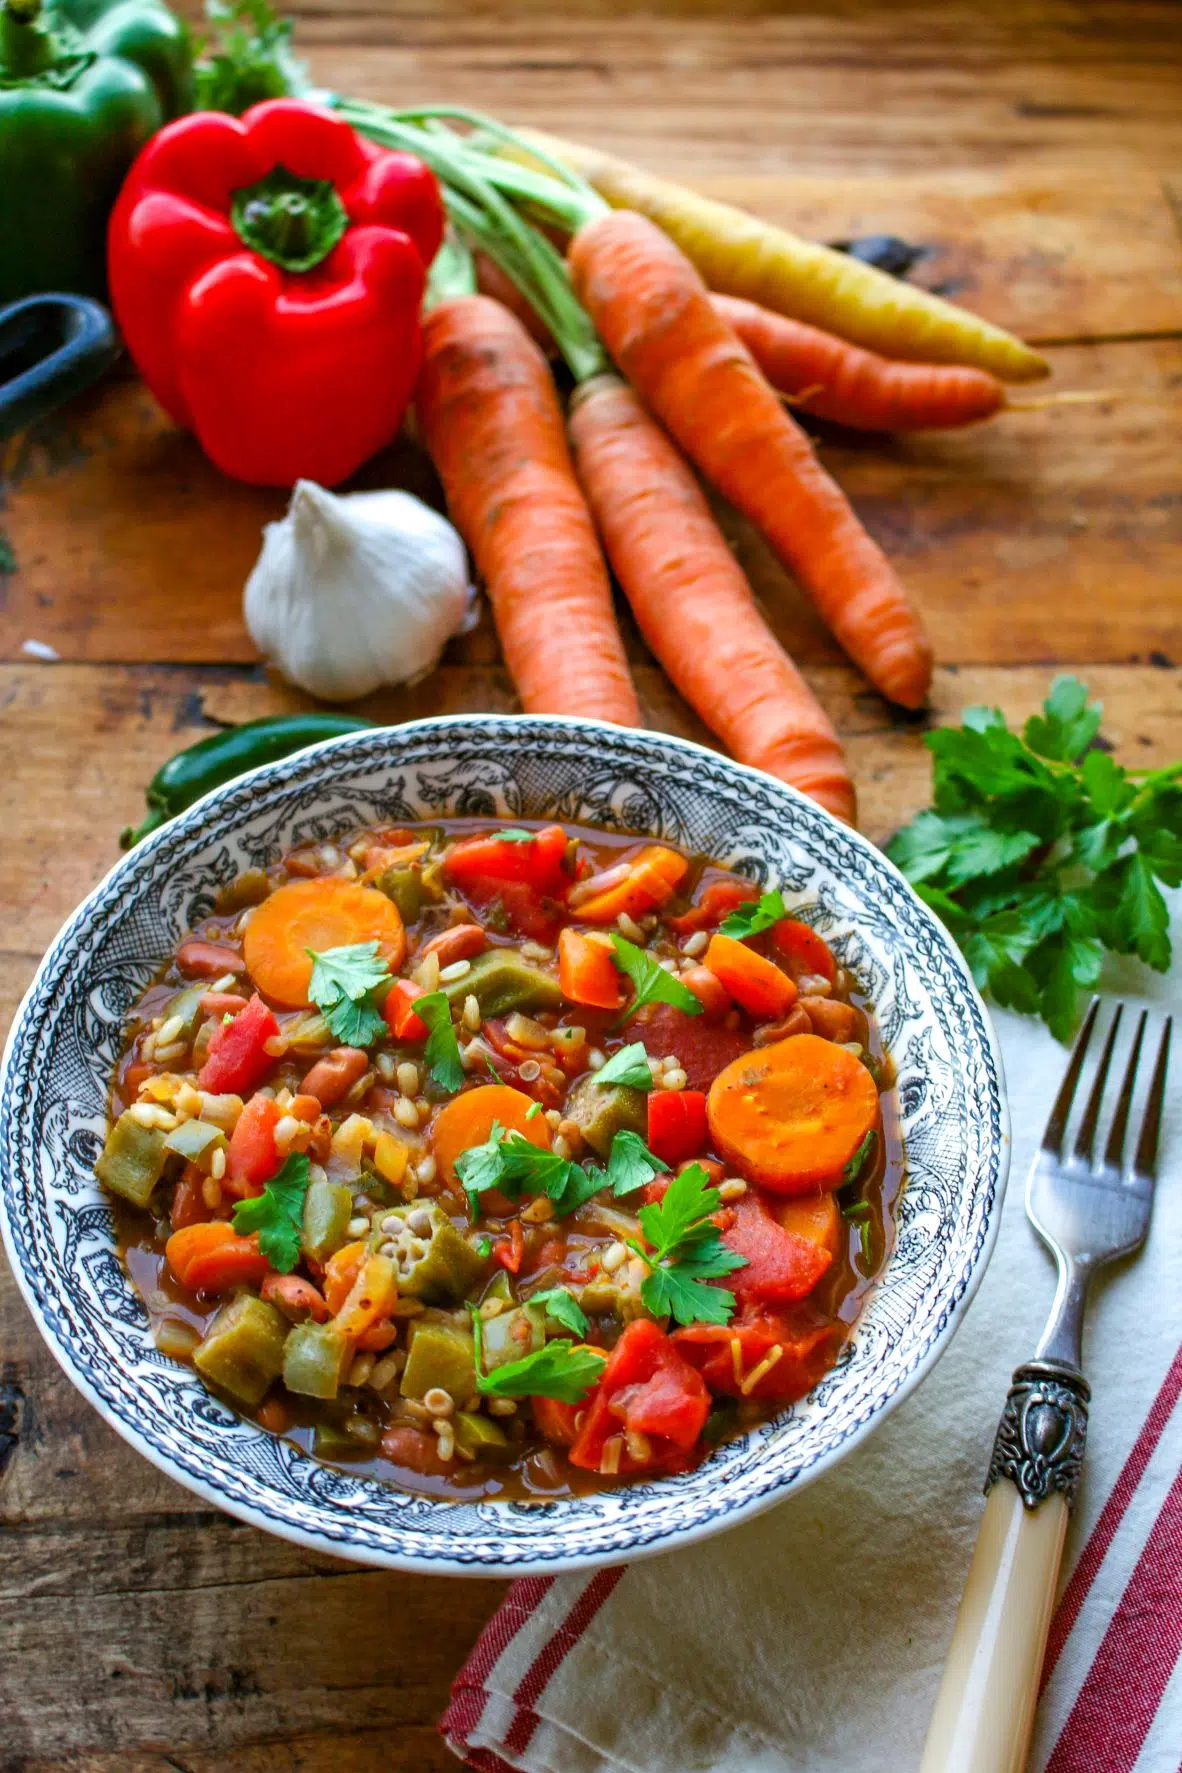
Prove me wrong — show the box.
[920,998,1172,1773]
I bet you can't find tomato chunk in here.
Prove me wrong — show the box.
[634,1004,751,1092]
[383,978,428,1042]
[772,919,837,985]
[647,1090,708,1167]
[444,824,569,895]
[669,878,759,935]
[197,994,279,1097]
[570,1319,709,1474]
[723,1195,832,1306]
[224,1092,281,1197]
[673,1307,842,1402]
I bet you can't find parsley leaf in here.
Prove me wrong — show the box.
[306,940,390,1047]
[595,1041,655,1090]
[414,991,465,1091]
[720,888,786,939]
[604,1128,664,1197]
[610,933,704,1023]
[842,1129,877,1186]
[470,1308,605,1402]
[888,676,1181,1040]
[629,1162,746,1328]
[194,0,309,117]
[455,1120,507,1209]
[231,1152,309,1272]
[530,1287,590,1337]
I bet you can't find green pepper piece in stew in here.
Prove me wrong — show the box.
[400,1320,476,1403]
[96,1111,169,1207]
[192,1295,288,1408]
[282,1322,349,1400]
[301,1178,354,1264]
[438,947,562,1019]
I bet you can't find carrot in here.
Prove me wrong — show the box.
[771,1190,844,1265]
[165,1222,269,1294]
[707,1033,879,1194]
[568,375,855,820]
[772,919,837,985]
[558,927,622,1010]
[702,932,797,1020]
[323,1240,367,1316]
[568,844,689,923]
[242,878,406,1008]
[710,293,1005,432]
[332,1254,398,1343]
[430,1082,551,1191]
[568,213,934,710]
[513,129,1047,381]
[415,295,640,726]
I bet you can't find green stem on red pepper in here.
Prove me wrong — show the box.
[231,164,348,273]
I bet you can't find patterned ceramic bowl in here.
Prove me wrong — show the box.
[0,717,1008,1576]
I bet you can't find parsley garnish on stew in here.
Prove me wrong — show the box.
[306,939,389,1046]
[529,1287,590,1337]
[604,1129,664,1197]
[594,1041,655,1090]
[627,1163,746,1328]
[609,933,704,1023]
[469,1307,605,1402]
[843,1128,877,1186]
[231,1152,310,1272]
[413,990,466,1091]
[456,1126,658,1217]
[719,888,786,940]
[888,676,1182,1041]
[493,828,535,844]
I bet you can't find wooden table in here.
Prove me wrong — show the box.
[2,3,1180,1766]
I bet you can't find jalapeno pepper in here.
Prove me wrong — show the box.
[121,713,372,849]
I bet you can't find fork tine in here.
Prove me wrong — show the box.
[1103,1009,1145,1172]
[1041,995,1100,1155]
[1073,1005,1123,1163]
[1132,1016,1172,1180]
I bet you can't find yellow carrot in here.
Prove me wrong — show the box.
[510,128,1047,383]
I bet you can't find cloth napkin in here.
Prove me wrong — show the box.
[442,919,1182,1773]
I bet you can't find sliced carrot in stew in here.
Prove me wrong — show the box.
[242,878,406,1008]
[572,845,689,924]
[165,1222,269,1294]
[430,1083,551,1191]
[771,1190,844,1264]
[558,927,623,1009]
[707,1034,879,1193]
[323,1240,367,1316]
[702,932,797,1019]
[771,918,837,985]
[332,1254,398,1343]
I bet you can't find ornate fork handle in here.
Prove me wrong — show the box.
[986,1359,1090,1512]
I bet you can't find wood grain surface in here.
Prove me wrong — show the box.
[2,2,1180,1768]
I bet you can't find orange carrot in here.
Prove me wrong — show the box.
[710,293,1004,432]
[707,1034,879,1193]
[702,932,797,1020]
[568,842,688,923]
[568,213,933,709]
[568,375,855,822]
[332,1254,398,1343]
[430,1082,551,1192]
[415,295,640,726]
[242,878,406,1008]
[558,927,623,1009]
[771,1191,844,1264]
[165,1222,269,1294]
[323,1240,367,1316]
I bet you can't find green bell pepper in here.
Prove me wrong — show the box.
[0,0,192,304]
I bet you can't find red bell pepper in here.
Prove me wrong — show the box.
[108,99,444,486]
[197,993,280,1097]
[722,1195,833,1307]
[647,1089,708,1167]
[383,978,428,1042]
[569,1319,710,1474]
[444,824,570,896]
[224,1092,282,1197]
[771,919,838,985]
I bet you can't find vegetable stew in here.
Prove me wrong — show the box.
[101,817,902,1500]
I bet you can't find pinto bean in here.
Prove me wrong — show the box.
[261,1273,330,1322]
[681,965,733,1019]
[753,1006,813,1045]
[200,991,249,1019]
[301,1047,370,1108]
[798,996,868,1046]
[176,939,243,978]
[380,1424,455,1474]
[418,923,487,967]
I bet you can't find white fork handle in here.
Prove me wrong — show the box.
[918,1481,1067,1773]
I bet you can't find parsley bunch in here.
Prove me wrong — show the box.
[193,0,309,115]
[232,1152,310,1272]
[888,678,1181,1040]
[626,1163,746,1327]
[456,1124,664,1217]
[468,1306,605,1403]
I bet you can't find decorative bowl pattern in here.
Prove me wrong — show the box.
[0,717,1008,1576]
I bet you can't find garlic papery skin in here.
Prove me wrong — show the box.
[244,479,476,701]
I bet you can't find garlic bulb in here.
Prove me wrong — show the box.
[244,479,475,701]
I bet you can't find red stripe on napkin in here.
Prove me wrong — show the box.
[1045,1461,1182,1773]
[1041,1342,1182,1692]
[440,1576,554,1754]
[502,1568,625,1757]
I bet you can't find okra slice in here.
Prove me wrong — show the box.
[96,1111,169,1208]
[400,1320,476,1402]
[564,1077,648,1160]
[454,1411,511,1458]
[193,1294,288,1407]
[163,1118,226,1172]
[438,947,561,1018]
[282,1322,349,1400]
[479,1302,546,1370]
[380,1202,485,1304]
[301,1178,354,1263]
